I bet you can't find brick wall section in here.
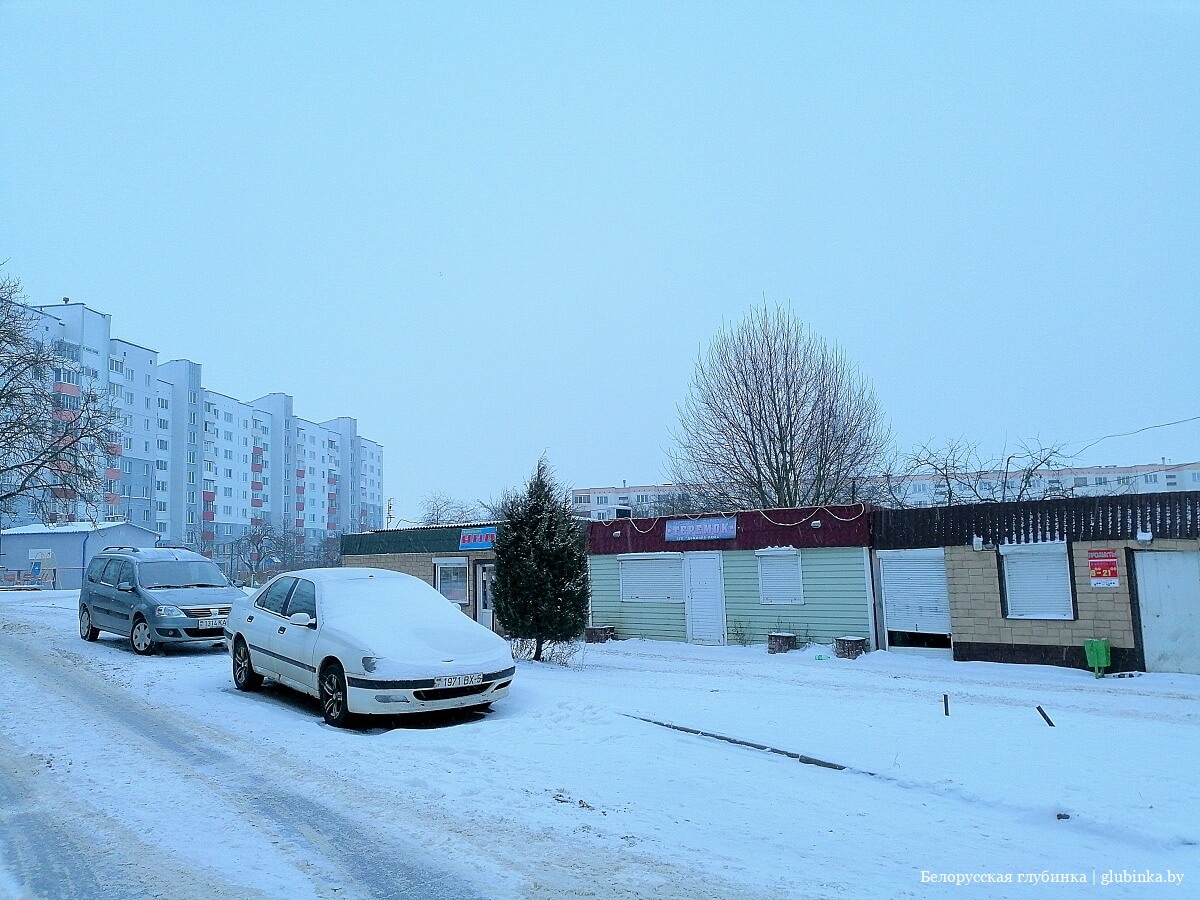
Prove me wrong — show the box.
[947,539,1199,650]
[342,551,496,621]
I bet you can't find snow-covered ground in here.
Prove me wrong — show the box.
[1,590,1197,898]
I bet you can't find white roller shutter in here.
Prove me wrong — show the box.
[756,548,803,604]
[878,548,950,634]
[1000,542,1074,620]
[619,554,685,603]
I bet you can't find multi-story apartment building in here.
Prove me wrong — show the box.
[878,461,1200,508]
[573,462,1200,518]
[571,483,689,520]
[11,299,385,560]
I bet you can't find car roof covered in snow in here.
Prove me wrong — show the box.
[95,547,212,563]
[285,567,410,584]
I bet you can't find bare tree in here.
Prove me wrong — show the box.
[418,491,482,525]
[669,306,889,510]
[0,274,122,521]
[869,438,1081,508]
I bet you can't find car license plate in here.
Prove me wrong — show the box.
[199,617,227,630]
[434,673,483,689]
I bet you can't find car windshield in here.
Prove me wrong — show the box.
[139,560,229,589]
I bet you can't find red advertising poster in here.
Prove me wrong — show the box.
[1088,549,1120,587]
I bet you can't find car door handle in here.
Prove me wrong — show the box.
[278,626,286,634]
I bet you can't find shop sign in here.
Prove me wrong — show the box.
[664,517,737,542]
[459,526,497,551]
[1088,549,1120,587]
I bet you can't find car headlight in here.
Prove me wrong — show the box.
[362,656,377,673]
[155,605,185,618]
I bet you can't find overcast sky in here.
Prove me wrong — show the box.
[3,2,1197,518]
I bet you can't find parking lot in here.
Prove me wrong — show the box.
[2,590,1198,898]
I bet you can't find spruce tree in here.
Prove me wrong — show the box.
[492,458,589,661]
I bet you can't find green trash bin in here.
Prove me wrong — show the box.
[1084,638,1111,678]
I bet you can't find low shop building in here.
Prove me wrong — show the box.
[0,521,159,590]
[341,523,500,631]
[871,492,1200,673]
[586,506,875,647]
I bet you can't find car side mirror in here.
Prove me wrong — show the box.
[288,612,316,628]
[117,581,134,592]
[233,580,245,588]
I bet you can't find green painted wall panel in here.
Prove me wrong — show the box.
[588,555,687,641]
[587,548,869,645]
[722,548,871,646]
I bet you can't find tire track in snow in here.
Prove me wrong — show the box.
[0,634,478,900]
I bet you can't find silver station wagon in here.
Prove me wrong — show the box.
[78,547,244,655]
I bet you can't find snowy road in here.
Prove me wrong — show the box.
[2,591,1199,899]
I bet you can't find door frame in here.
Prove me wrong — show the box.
[683,551,727,645]
[1133,549,1200,674]
[474,560,496,632]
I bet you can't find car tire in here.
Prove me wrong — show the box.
[78,606,99,642]
[130,616,156,656]
[232,638,263,692]
[319,662,352,728]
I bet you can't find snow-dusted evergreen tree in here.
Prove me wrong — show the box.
[493,458,589,662]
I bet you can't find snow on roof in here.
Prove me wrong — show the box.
[0,521,143,536]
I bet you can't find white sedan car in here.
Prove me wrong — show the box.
[226,567,515,726]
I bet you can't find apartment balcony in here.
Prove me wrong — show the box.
[327,476,338,486]
[201,530,215,541]
[327,507,338,516]
[249,551,261,562]
[295,535,305,545]
[250,517,263,527]
[50,487,77,500]
[326,522,337,530]
[250,481,263,491]
[295,519,305,529]
[104,492,120,505]
[327,492,337,502]
[251,498,263,508]
[295,469,306,479]
[250,462,263,474]
[251,445,263,457]
[295,485,305,495]
[105,467,121,480]
[53,381,81,397]
[52,408,79,423]
[202,511,215,522]
[201,549,214,558]
[202,490,216,503]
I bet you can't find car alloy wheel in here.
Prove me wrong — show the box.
[130,618,155,656]
[79,606,99,642]
[319,663,351,728]
[232,639,263,691]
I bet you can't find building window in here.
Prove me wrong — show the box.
[756,548,804,604]
[617,553,685,602]
[1000,543,1074,620]
[1144,473,1159,484]
[1073,477,1088,487]
[156,460,168,471]
[433,557,469,605]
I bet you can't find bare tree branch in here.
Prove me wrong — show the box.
[0,273,122,522]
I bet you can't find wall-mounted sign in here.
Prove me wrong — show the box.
[459,526,497,551]
[1088,549,1120,587]
[664,517,737,542]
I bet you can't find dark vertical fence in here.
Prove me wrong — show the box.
[873,491,1200,550]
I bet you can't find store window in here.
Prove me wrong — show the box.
[1000,542,1074,620]
[434,557,469,605]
